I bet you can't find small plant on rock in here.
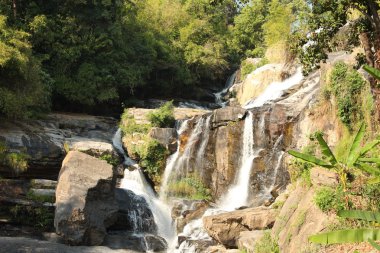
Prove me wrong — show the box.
[147,101,175,128]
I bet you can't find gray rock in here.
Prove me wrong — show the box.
[110,188,157,233]
[212,107,246,127]
[104,233,167,252]
[149,128,178,154]
[54,151,118,246]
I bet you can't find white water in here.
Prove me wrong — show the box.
[112,129,176,247]
[219,111,255,211]
[214,71,237,106]
[244,67,303,109]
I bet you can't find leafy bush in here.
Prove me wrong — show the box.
[329,62,366,129]
[10,205,54,230]
[148,101,175,128]
[0,141,29,175]
[314,187,346,213]
[99,153,120,167]
[167,174,212,201]
[139,139,169,182]
[254,231,280,253]
[120,109,151,135]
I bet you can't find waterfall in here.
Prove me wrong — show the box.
[219,111,255,211]
[112,129,175,246]
[214,71,237,107]
[244,67,303,109]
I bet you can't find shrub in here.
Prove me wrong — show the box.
[10,205,54,230]
[314,187,346,213]
[0,141,29,175]
[329,62,366,129]
[139,139,169,182]
[99,153,119,167]
[120,109,150,135]
[254,231,280,253]
[147,101,175,128]
[167,174,212,201]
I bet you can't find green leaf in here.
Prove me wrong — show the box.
[288,150,333,168]
[369,238,380,250]
[338,210,380,223]
[355,163,380,176]
[348,123,366,166]
[368,177,380,184]
[309,229,380,244]
[358,157,380,164]
[363,65,380,81]
[360,140,380,156]
[315,132,337,165]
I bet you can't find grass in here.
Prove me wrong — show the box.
[254,231,280,253]
[167,174,212,201]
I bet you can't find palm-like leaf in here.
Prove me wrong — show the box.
[360,140,380,156]
[369,239,380,250]
[309,229,380,244]
[348,123,366,166]
[355,163,380,176]
[315,132,338,165]
[288,150,333,168]
[338,210,380,223]
[358,157,380,165]
[363,65,380,80]
[368,177,380,184]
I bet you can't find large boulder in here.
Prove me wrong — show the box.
[212,107,246,128]
[149,128,178,154]
[55,151,118,246]
[203,207,276,248]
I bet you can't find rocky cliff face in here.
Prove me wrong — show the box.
[0,113,118,179]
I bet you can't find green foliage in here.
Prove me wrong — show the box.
[120,109,150,135]
[0,15,50,119]
[167,174,212,201]
[288,141,317,185]
[99,154,119,167]
[148,101,175,128]
[241,58,269,79]
[10,205,54,230]
[0,141,29,175]
[26,191,55,204]
[309,210,380,250]
[314,187,346,213]
[254,231,280,253]
[139,139,169,182]
[329,62,366,129]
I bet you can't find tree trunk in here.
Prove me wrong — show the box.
[12,0,16,18]
[359,32,374,67]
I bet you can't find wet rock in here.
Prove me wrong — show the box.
[212,107,246,128]
[310,167,339,187]
[110,188,157,233]
[55,151,118,246]
[104,233,167,252]
[149,128,178,154]
[203,207,276,248]
[176,201,209,232]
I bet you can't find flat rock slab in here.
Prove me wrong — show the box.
[0,237,139,253]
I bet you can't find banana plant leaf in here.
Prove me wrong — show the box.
[368,177,380,184]
[369,238,380,250]
[288,150,333,168]
[360,140,380,157]
[309,229,380,244]
[358,157,380,165]
[338,210,380,223]
[355,163,380,176]
[364,65,380,80]
[315,132,337,165]
[348,123,366,166]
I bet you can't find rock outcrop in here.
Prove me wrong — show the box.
[55,151,118,246]
[203,207,276,248]
[0,113,117,179]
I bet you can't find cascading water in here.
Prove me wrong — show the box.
[112,129,175,247]
[219,111,255,211]
[214,71,237,107]
[244,67,303,109]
